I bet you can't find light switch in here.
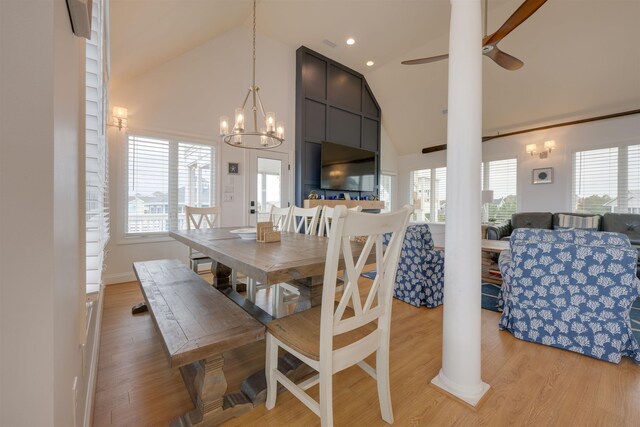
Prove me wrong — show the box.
[224,194,234,202]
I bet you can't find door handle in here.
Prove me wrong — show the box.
[250,209,256,214]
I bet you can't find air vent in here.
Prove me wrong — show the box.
[322,39,337,48]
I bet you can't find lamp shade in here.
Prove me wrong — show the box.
[482,190,494,204]
[112,106,128,120]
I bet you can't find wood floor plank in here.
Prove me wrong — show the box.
[93,280,640,427]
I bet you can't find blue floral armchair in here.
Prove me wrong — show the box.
[384,224,444,307]
[498,228,640,363]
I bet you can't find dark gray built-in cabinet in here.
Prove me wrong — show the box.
[295,46,382,206]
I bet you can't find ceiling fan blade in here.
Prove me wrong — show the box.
[483,0,547,46]
[401,54,449,65]
[484,47,523,70]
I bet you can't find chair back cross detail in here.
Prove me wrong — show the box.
[290,206,321,235]
[186,206,219,230]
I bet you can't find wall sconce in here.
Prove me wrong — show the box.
[111,106,128,131]
[526,140,556,159]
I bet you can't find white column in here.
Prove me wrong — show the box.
[431,0,490,406]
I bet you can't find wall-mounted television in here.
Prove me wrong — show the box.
[321,141,376,192]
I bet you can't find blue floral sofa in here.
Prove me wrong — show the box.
[384,224,444,307]
[498,228,640,363]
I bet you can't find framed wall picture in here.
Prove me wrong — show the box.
[228,162,240,175]
[532,167,553,184]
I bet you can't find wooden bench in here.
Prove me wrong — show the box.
[133,259,265,427]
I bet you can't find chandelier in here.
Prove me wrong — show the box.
[219,0,284,149]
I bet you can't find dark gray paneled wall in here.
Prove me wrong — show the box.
[295,46,381,206]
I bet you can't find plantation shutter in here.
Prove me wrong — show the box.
[86,0,109,292]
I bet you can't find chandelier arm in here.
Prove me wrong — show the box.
[241,88,252,110]
[255,88,267,119]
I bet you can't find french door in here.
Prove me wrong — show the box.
[247,150,290,226]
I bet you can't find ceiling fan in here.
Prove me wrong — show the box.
[402,0,547,71]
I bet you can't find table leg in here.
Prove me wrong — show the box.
[210,260,233,290]
[172,354,253,427]
[289,274,324,312]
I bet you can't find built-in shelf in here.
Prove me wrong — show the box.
[303,199,385,210]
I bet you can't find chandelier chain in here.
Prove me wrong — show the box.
[252,0,256,89]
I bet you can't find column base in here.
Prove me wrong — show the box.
[431,369,490,407]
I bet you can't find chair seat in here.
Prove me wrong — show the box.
[266,304,376,361]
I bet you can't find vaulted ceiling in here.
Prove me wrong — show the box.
[110,0,640,155]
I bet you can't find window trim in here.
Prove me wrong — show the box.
[380,170,397,213]
[117,129,220,245]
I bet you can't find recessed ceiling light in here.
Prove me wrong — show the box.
[346,38,355,45]
[366,61,374,67]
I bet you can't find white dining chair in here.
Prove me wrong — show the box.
[185,206,219,273]
[265,205,413,427]
[270,205,293,231]
[288,206,321,235]
[318,205,362,237]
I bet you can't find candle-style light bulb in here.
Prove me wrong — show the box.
[266,112,276,133]
[219,116,229,136]
[276,121,284,140]
[234,107,245,132]
[260,128,268,146]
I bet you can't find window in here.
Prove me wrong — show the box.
[410,167,446,222]
[573,144,640,214]
[481,158,517,222]
[86,0,108,291]
[379,173,396,212]
[126,135,216,235]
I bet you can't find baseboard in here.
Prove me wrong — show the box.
[104,262,212,285]
[83,283,105,427]
[103,271,136,285]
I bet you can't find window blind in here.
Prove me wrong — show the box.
[85,0,109,291]
[481,158,517,222]
[126,135,216,235]
[573,144,640,214]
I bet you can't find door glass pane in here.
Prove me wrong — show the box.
[257,157,282,222]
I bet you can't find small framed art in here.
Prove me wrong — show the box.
[228,162,240,175]
[532,167,553,184]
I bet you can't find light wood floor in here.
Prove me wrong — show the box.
[94,278,640,427]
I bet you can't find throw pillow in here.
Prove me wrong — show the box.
[557,214,600,231]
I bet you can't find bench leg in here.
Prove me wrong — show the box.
[173,354,253,427]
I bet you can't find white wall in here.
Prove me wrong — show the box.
[105,26,297,283]
[396,114,640,233]
[1,0,85,425]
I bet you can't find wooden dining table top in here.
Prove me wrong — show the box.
[170,227,374,286]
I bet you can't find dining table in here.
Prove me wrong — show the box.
[169,226,374,313]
